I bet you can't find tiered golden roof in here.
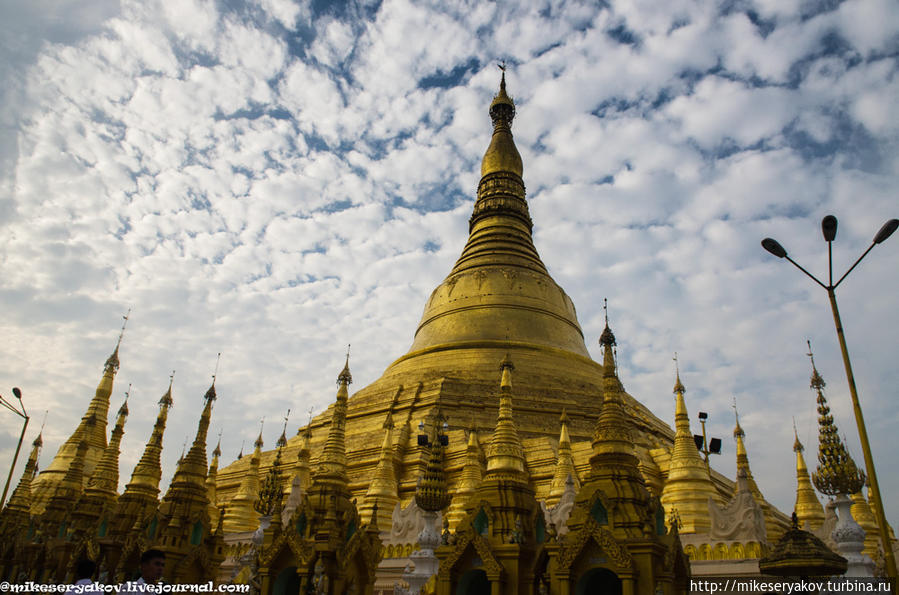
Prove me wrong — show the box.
[0,431,42,532]
[807,345,865,496]
[659,364,719,533]
[759,513,847,577]
[31,328,126,515]
[792,425,825,531]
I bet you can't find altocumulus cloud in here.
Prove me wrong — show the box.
[1,0,897,527]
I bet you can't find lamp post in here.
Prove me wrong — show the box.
[1,387,28,507]
[762,215,899,582]
[694,411,722,473]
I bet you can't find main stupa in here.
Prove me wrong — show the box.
[215,72,787,549]
[223,73,697,516]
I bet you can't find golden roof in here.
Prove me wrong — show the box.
[759,513,847,577]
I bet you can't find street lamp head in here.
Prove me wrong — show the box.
[12,387,21,399]
[822,215,838,242]
[873,218,899,244]
[761,238,788,258]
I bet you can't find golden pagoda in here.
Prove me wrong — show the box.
[208,71,791,590]
[659,363,719,534]
[222,425,264,533]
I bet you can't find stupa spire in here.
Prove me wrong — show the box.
[485,355,527,477]
[207,430,222,526]
[446,421,483,528]
[362,413,398,527]
[31,313,129,514]
[793,420,825,531]
[732,398,763,500]
[122,374,173,499]
[160,356,219,510]
[547,409,580,506]
[660,355,719,534]
[317,348,351,482]
[309,346,355,524]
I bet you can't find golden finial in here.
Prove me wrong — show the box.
[806,340,825,390]
[213,429,222,458]
[118,385,131,417]
[116,308,131,349]
[488,60,516,126]
[255,417,265,448]
[277,409,290,448]
[793,417,803,452]
[237,440,244,460]
[205,354,221,401]
[732,397,744,438]
[158,370,175,407]
[337,344,352,385]
[104,308,130,372]
[599,298,617,347]
[673,352,685,394]
[35,410,48,447]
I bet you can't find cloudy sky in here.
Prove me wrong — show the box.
[1,0,897,529]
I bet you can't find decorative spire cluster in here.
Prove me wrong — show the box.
[256,414,289,518]
[806,342,865,496]
[415,415,451,513]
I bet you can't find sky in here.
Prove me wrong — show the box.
[1,0,897,531]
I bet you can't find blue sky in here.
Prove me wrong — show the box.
[1,0,898,529]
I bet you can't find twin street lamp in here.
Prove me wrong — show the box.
[762,215,899,581]
[1,387,28,508]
